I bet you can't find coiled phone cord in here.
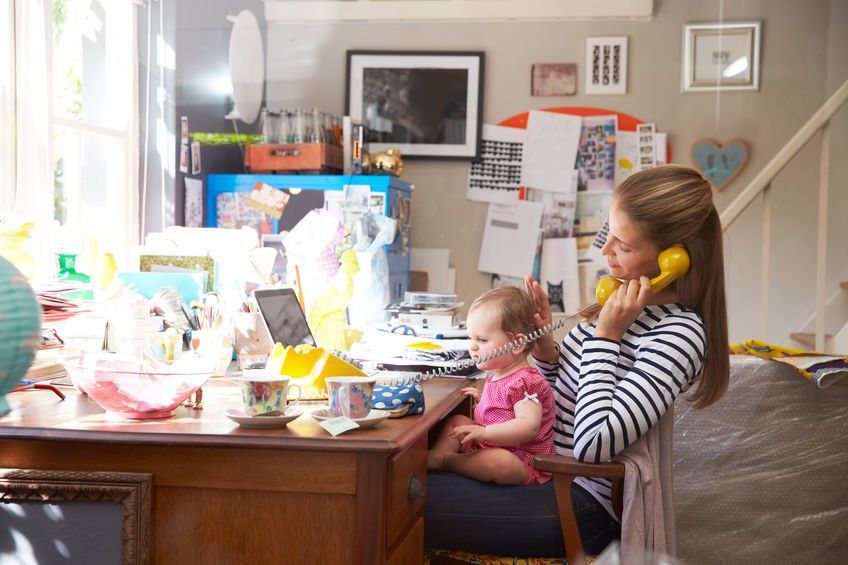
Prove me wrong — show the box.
[332,302,598,387]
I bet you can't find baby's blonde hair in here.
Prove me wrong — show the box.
[469,286,537,352]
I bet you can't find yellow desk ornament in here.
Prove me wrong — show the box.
[265,343,366,400]
[0,220,36,280]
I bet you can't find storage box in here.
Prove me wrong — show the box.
[245,143,343,173]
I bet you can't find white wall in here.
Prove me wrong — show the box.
[264,0,847,343]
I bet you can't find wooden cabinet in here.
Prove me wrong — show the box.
[0,378,474,564]
[387,435,428,548]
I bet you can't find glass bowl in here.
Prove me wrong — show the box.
[64,352,215,419]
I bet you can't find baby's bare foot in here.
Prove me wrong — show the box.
[427,450,446,471]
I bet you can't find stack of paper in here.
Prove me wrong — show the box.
[36,292,85,323]
[21,352,67,383]
[386,293,464,330]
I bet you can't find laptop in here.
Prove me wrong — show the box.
[252,288,316,347]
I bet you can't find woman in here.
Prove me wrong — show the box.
[425,166,729,557]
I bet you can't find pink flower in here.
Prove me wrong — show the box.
[253,382,273,401]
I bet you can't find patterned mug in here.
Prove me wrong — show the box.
[238,371,302,417]
[326,377,376,420]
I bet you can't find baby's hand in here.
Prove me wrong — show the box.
[461,387,481,402]
[449,424,487,445]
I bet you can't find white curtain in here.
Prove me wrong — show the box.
[12,0,54,278]
[0,1,15,213]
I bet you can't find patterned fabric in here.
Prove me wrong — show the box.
[371,382,425,416]
[731,338,848,388]
[467,367,555,485]
[282,209,345,280]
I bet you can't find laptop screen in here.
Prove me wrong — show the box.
[253,288,316,347]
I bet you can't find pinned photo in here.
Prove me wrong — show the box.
[179,143,189,174]
[191,141,201,175]
[180,116,189,144]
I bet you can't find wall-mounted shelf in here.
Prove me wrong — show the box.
[265,0,654,24]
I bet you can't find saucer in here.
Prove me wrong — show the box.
[311,409,390,429]
[225,406,303,429]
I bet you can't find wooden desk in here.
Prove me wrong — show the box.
[0,377,476,564]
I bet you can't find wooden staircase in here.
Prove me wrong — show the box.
[721,78,848,354]
[789,280,848,352]
[789,332,833,350]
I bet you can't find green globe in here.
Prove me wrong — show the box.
[0,256,42,417]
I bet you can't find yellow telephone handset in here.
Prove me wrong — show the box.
[596,247,691,306]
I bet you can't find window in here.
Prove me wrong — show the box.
[51,0,138,266]
[2,0,138,280]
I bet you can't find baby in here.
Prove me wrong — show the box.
[427,286,555,485]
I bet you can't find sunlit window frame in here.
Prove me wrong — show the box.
[47,0,140,269]
[1,0,140,279]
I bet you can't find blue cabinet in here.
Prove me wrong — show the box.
[205,174,412,302]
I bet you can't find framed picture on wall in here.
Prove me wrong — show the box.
[585,37,628,95]
[345,50,485,159]
[683,21,761,92]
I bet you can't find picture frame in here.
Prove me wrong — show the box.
[682,21,761,92]
[585,37,628,95]
[0,469,152,564]
[531,63,577,96]
[345,50,485,160]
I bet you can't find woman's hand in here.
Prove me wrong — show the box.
[461,386,481,402]
[449,424,487,445]
[524,275,558,362]
[594,276,652,342]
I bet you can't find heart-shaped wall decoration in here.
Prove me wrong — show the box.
[690,138,749,191]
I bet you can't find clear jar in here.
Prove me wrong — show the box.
[291,109,305,144]
[258,108,270,142]
[308,107,324,143]
[279,110,292,143]
[322,111,335,145]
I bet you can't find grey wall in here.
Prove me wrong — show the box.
[265,0,847,343]
[138,0,176,235]
[138,0,264,233]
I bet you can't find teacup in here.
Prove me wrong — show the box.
[237,370,302,417]
[325,377,376,420]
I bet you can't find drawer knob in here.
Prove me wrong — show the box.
[408,474,425,501]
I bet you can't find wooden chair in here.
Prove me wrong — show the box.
[534,454,626,565]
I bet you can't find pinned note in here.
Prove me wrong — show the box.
[478,200,544,278]
[520,110,582,193]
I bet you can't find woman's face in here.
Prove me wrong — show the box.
[600,200,662,281]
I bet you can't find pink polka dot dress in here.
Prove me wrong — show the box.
[466,366,555,485]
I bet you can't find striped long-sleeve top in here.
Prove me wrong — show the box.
[533,303,707,518]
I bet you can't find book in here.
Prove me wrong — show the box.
[21,353,67,384]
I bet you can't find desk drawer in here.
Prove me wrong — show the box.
[386,436,427,548]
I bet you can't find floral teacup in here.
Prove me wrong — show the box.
[326,377,376,420]
[237,371,302,417]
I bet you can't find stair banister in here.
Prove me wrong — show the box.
[720,77,847,349]
[720,78,848,229]
[815,122,830,352]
